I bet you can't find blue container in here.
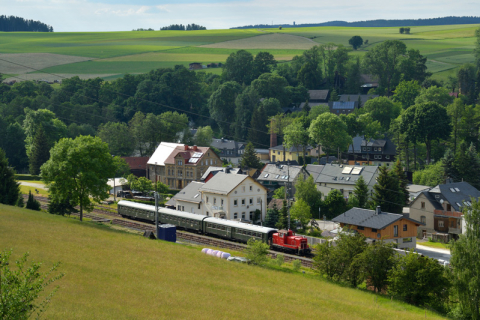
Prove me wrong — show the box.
[157,224,176,243]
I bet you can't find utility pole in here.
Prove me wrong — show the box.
[155,162,158,237]
[287,161,290,230]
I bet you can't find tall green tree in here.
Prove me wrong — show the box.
[447,98,465,154]
[388,251,450,308]
[353,176,369,209]
[29,126,50,175]
[222,50,255,84]
[41,136,117,221]
[413,162,445,187]
[240,142,263,169]
[194,126,214,147]
[457,63,477,104]
[234,86,259,140]
[399,49,431,83]
[348,36,363,50]
[455,143,480,190]
[0,148,20,206]
[363,40,407,95]
[392,80,421,109]
[276,200,289,230]
[323,189,347,219]
[208,81,241,137]
[358,240,395,293]
[362,97,402,131]
[290,199,311,230]
[414,86,453,107]
[475,27,480,69]
[372,165,402,213]
[393,159,409,207]
[283,119,309,164]
[450,198,480,319]
[294,174,323,219]
[309,113,351,160]
[253,52,277,78]
[335,230,368,287]
[97,122,134,156]
[248,106,269,148]
[265,204,279,228]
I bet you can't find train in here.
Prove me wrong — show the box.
[117,200,311,255]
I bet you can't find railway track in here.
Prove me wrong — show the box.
[25,194,314,267]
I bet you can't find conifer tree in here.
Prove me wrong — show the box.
[372,165,402,213]
[330,89,339,101]
[240,142,263,169]
[0,148,20,206]
[265,203,279,228]
[276,200,289,230]
[393,159,409,207]
[25,191,41,211]
[441,148,457,182]
[29,126,50,175]
[456,143,480,190]
[248,106,268,147]
[353,175,369,208]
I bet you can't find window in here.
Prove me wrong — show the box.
[439,221,444,228]
[403,237,412,243]
[249,198,253,204]
[403,224,407,231]
[372,228,377,232]
[421,216,426,224]
[198,203,201,209]
[168,169,170,175]
[374,147,378,151]
[177,205,181,210]
[214,198,216,205]
[394,225,398,237]
[250,186,253,191]
[421,202,425,209]
[362,147,366,151]
[250,212,253,220]
[447,204,451,211]
[377,233,381,238]
[450,220,455,227]
[234,200,238,206]
[357,226,364,230]
[242,186,245,192]
[378,147,382,151]
[257,197,261,204]
[385,155,390,160]
[182,206,184,211]
[206,197,209,203]
[234,213,238,219]
[242,212,245,219]
[178,160,183,165]
[221,199,224,206]
[362,154,367,159]
[367,147,371,151]
[242,199,245,206]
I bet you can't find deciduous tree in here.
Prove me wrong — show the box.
[348,36,363,50]
[309,113,351,160]
[290,199,311,230]
[323,189,347,219]
[208,81,241,136]
[97,122,134,156]
[358,240,395,293]
[222,50,255,84]
[194,126,214,147]
[41,135,117,221]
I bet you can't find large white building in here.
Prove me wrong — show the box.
[166,172,268,223]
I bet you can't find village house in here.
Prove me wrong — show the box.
[409,181,480,241]
[328,101,359,115]
[333,207,423,249]
[257,163,308,197]
[121,156,149,177]
[165,181,204,214]
[338,94,378,106]
[210,138,245,165]
[198,173,267,222]
[268,145,313,163]
[314,163,380,200]
[347,136,397,166]
[200,166,243,182]
[147,142,222,190]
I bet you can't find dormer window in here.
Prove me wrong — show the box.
[378,147,382,151]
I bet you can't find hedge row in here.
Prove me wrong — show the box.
[15,174,41,181]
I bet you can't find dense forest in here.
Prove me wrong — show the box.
[0,15,53,32]
[233,16,480,29]
[1,30,480,193]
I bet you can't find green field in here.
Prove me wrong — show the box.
[1,24,478,81]
[0,204,445,319]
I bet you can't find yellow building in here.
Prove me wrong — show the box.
[269,145,313,163]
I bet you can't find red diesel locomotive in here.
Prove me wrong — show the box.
[270,229,311,255]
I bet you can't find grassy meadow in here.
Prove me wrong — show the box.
[0,204,446,319]
[0,24,479,81]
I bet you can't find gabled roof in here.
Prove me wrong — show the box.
[430,182,480,212]
[329,101,358,110]
[199,172,250,195]
[348,136,397,155]
[308,90,329,101]
[332,207,422,229]
[166,181,205,206]
[257,164,305,183]
[200,166,243,181]
[305,164,325,182]
[121,157,149,170]
[147,142,184,165]
[210,138,245,150]
[315,163,379,185]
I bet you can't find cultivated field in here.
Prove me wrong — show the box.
[0,205,445,320]
[201,33,317,49]
[0,53,91,74]
[0,24,478,81]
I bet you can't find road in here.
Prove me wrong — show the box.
[19,181,48,190]
[415,244,451,262]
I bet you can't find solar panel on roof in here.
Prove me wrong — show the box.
[275,175,280,179]
[351,167,363,175]
[450,188,456,193]
[188,158,200,164]
[342,167,353,174]
[455,188,460,192]
[192,152,203,158]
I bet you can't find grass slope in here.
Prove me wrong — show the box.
[0,205,445,320]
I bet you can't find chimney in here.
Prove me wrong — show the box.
[375,206,381,215]
[184,145,189,151]
[193,145,198,151]
[270,118,277,148]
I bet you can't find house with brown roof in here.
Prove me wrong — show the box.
[121,157,149,177]
[147,142,222,190]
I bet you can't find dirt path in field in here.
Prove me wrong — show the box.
[20,181,48,190]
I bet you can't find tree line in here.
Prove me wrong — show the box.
[0,15,53,32]
[160,24,206,31]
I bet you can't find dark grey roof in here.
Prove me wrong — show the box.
[315,163,379,185]
[317,156,337,165]
[200,166,243,181]
[258,164,305,183]
[166,181,204,206]
[210,138,245,150]
[428,182,480,212]
[332,207,422,229]
[339,94,379,103]
[308,90,329,101]
[255,148,270,154]
[348,136,397,155]
[305,164,324,182]
[269,145,313,152]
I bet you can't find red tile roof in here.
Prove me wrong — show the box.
[121,157,149,170]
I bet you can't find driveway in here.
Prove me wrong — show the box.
[19,181,48,190]
[415,244,451,262]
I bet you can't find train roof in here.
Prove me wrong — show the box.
[204,217,277,234]
[118,200,207,222]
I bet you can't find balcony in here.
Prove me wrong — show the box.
[434,210,462,218]
[448,227,462,234]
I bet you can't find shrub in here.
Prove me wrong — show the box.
[292,259,301,272]
[245,239,269,266]
[25,191,41,211]
[275,254,284,267]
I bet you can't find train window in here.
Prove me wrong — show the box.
[247,232,252,236]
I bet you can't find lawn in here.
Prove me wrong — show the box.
[418,241,451,250]
[19,185,49,196]
[0,205,445,320]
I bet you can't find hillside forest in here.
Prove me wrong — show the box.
[1,32,480,188]
[0,15,53,32]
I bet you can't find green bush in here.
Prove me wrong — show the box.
[15,174,41,181]
[25,191,41,211]
[292,259,301,272]
[275,254,284,267]
[245,239,269,266]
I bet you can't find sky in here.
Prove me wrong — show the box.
[3,0,480,32]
